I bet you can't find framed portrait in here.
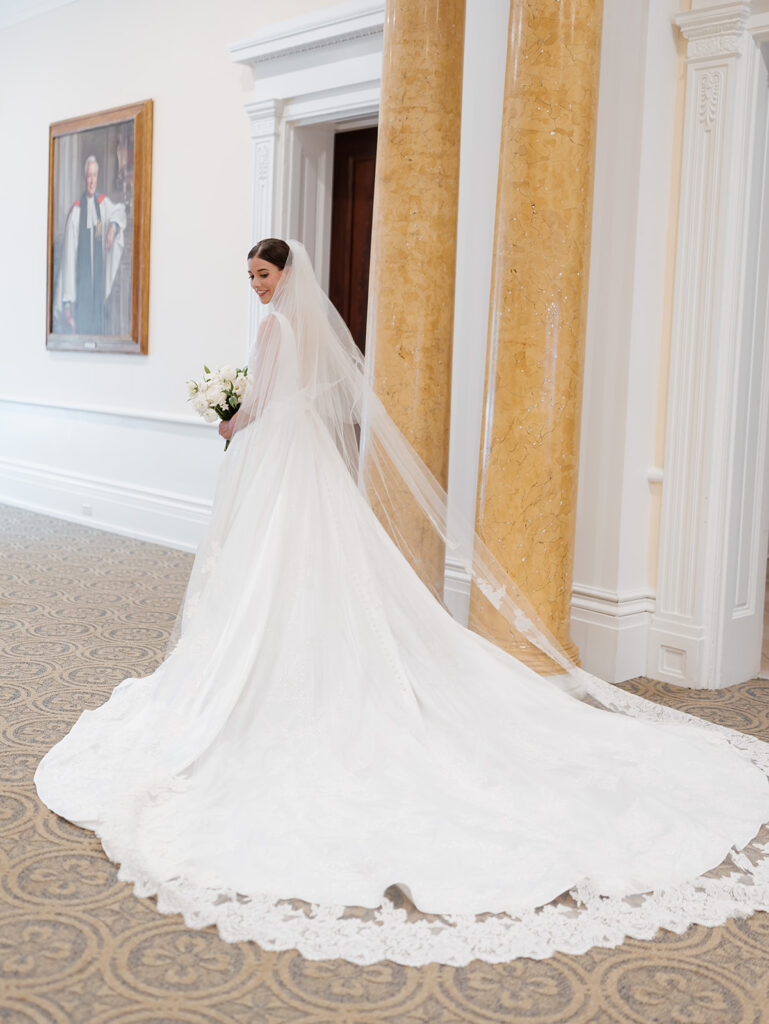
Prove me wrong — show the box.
[46,100,153,354]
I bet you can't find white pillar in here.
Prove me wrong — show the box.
[444,0,510,621]
[648,1,769,686]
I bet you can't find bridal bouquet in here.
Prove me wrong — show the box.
[186,365,248,450]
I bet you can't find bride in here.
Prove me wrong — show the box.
[35,238,769,966]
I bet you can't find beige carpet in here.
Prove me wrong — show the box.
[2,503,769,1024]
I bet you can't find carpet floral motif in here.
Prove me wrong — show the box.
[2,505,769,1022]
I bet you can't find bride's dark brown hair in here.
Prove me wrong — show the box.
[248,238,290,270]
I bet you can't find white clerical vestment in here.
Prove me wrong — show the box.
[54,193,127,328]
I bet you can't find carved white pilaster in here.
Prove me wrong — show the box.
[243,99,283,341]
[648,1,769,686]
[245,98,283,238]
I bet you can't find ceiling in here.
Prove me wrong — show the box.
[0,0,78,31]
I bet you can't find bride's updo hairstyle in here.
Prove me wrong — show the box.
[248,238,290,269]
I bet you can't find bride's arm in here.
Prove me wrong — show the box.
[219,315,281,441]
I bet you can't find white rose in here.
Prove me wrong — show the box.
[219,365,236,382]
[201,381,225,406]
[192,394,209,416]
[203,409,219,423]
[185,379,198,396]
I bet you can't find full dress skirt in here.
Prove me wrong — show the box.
[34,391,769,966]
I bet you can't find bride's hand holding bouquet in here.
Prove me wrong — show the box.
[218,416,237,443]
[186,365,248,451]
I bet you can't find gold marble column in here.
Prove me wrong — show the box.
[367,0,465,486]
[470,0,603,665]
[365,0,466,593]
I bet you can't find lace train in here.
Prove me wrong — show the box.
[34,355,769,967]
[83,672,769,967]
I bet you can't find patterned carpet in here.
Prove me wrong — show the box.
[2,504,769,1023]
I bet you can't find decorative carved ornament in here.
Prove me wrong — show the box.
[673,2,749,62]
[688,33,743,59]
[245,100,283,144]
[698,71,723,130]
[255,143,270,183]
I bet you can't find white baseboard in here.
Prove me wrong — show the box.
[0,456,211,552]
[571,583,655,683]
[446,567,658,684]
[443,556,472,624]
[444,568,659,683]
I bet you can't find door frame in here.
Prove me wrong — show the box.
[229,1,384,348]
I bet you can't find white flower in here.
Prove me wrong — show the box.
[202,382,226,408]
[186,363,248,425]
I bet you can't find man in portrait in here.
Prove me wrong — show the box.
[55,155,127,334]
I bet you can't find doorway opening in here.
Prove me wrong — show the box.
[328,126,378,355]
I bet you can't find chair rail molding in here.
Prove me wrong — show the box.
[649,0,769,686]
[230,0,384,348]
[0,393,206,428]
[0,399,220,551]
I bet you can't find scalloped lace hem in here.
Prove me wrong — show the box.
[91,673,769,967]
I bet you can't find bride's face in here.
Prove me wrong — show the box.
[248,256,283,304]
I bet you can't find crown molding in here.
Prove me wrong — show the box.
[229,0,384,72]
[0,0,78,30]
[674,1,751,35]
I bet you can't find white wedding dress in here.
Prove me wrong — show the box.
[35,242,769,966]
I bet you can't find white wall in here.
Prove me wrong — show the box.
[0,0,701,689]
[0,0,329,548]
[571,0,683,680]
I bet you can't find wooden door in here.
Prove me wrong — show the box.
[328,126,378,355]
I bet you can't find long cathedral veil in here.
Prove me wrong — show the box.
[36,238,769,966]
[154,238,769,963]
[181,239,586,694]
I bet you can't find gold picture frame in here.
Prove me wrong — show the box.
[46,100,153,354]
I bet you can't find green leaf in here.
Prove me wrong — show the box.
[203,364,211,374]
